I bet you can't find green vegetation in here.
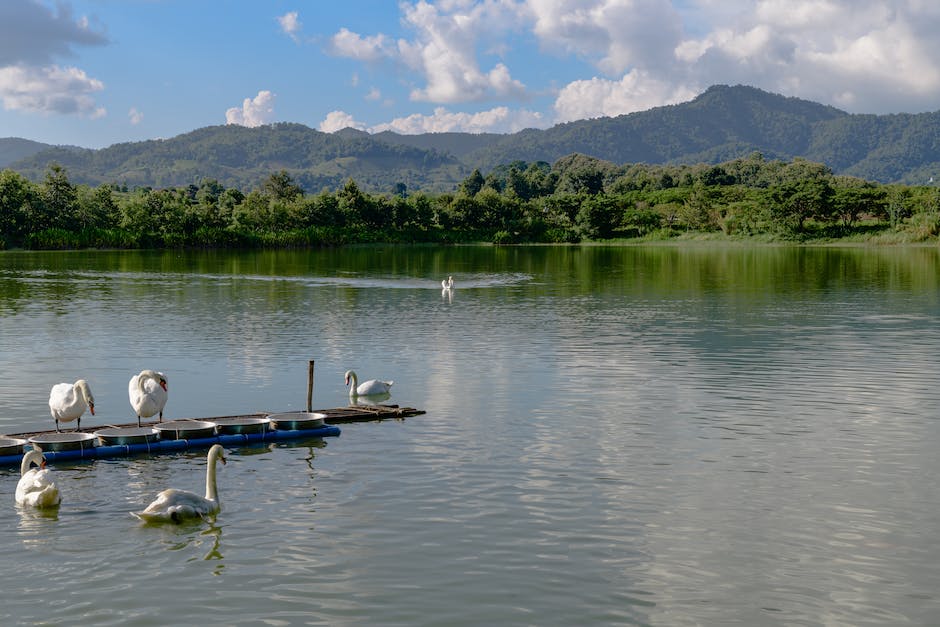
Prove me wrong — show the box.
[2,152,939,251]
[6,85,940,195]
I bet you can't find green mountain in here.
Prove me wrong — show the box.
[7,84,940,191]
[0,137,54,168]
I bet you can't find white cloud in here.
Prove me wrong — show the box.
[372,106,544,134]
[330,28,392,62]
[277,11,303,42]
[525,0,684,75]
[0,0,107,117]
[319,110,366,133]
[0,64,105,116]
[365,87,382,101]
[326,105,543,134]
[225,90,276,127]
[553,69,697,122]
[128,107,143,125]
[331,1,528,104]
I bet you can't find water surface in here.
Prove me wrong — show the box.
[1,245,939,625]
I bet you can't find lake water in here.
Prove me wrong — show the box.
[0,244,939,626]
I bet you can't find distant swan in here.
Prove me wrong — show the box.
[345,370,393,398]
[133,444,226,524]
[129,370,168,427]
[441,276,454,290]
[16,449,61,509]
[49,379,95,432]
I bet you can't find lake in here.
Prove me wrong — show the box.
[0,244,939,626]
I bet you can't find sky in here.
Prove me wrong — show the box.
[2,0,940,149]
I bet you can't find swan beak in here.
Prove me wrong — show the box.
[89,403,96,416]
[40,460,47,470]
[159,380,168,391]
[220,456,227,466]
[344,375,350,385]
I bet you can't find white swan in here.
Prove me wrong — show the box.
[49,379,95,432]
[129,370,168,427]
[441,276,455,290]
[133,444,226,523]
[345,370,393,398]
[16,449,61,509]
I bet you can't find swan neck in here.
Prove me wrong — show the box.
[206,456,219,503]
[348,371,358,395]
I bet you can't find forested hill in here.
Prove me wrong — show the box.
[6,84,940,192]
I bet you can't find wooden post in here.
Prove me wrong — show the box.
[306,360,315,412]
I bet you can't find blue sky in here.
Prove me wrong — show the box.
[2,0,940,149]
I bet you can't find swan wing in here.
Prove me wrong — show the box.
[49,383,85,421]
[134,489,217,523]
[16,469,61,508]
[357,379,394,395]
[129,375,168,418]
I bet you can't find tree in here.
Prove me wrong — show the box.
[262,170,303,201]
[41,163,77,230]
[459,169,485,197]
[0,170,37,242]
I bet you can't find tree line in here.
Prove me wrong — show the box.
[1,152,939,250]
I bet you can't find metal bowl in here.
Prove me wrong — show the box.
[95,427,160,446]
[0,437,27,456]
[210,416,272,435]
[154,420,217,440]
[267,411,327,431]
[28,432,97,452]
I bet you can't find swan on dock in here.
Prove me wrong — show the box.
[129,370,168,427]
[16,449,61,509]
[49,379,95,432]
[133,444,226,523]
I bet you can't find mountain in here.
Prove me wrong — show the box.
[0,138,55,168]
[7,85,940,191]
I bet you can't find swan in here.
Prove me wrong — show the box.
[133,444,226,523]
[16,449,61,508]
[441,276,455,290]
[129,370,168,427]
[49,379,95,432]
[345,370,393,398]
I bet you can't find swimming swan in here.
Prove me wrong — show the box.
[441,276,454,290]
[129,370,168,427]
[133,444,226,523]
[49,379,95,432]
[16,449,61,508]
[345,370,393,398]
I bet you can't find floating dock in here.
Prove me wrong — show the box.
[0,404,425,468]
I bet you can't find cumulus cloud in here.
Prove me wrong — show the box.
[319,110,366,133]
[330,28,393,62]
[525,0,684,75]
[128,107,143,124]
[320,106,546,135]
[554,69,697,121]
[330,1,528,104]
[371,106,545,134]
[674,0,940,113]
[277,11,303,42]
[0,64,105,116]
[0,0,107,116]
[225,90,276,127]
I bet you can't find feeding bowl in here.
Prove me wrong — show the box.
[267,411,327,431]
[210,416,272,435]
[95,427,159,446]
[154,420,217,440]
[28,432,97,452]
[0,437,27,456]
